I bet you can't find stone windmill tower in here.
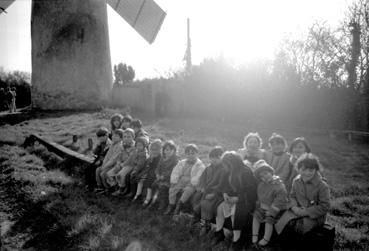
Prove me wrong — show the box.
[1,0,166,110]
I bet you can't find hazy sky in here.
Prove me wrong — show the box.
[0,0,351,79]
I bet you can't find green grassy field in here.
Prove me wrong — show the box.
[0,109,368,250]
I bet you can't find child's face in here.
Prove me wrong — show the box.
[186,150,198,163]
[292,142,307,158]
[210,157,221,165]
[271,142,285,154]
[112,133,122,143]
[150,147,161,157]
[260,170,273,183]
[113,120,121,128]
[136,142,145,151]
[133,126,139,133]
[123,132,133,144]
[164,147,175,158]
[299,166,316,182]
[122,121,130,129]
[97,135,108,144]
[247,137,260,151]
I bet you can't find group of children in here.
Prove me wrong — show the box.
[83,113,331,251]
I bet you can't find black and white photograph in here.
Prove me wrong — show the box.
[0,0,368,250]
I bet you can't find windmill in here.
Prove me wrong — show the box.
[0,0,166,110]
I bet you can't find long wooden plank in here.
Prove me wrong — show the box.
[29,134,94,164]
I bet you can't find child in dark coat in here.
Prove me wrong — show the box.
[212,152,258,250]
[149,140,179,210]
[84,127,111,190]
[197,146,225,236]
[252,160,288,247]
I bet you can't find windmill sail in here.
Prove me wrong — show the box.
[107,0,166,44]
[0,0,15,14]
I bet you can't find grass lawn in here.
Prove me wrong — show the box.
[0,108,368,250]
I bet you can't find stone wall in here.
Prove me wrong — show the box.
[111,82,185,116]
[31,0,112,110]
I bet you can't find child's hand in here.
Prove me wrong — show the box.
[223,193,229,202]
[229,197,239,204]
[292,206,305,216]
[260,203,270,210]
[291,206,300,215]
[205,193,215,200]
[298,207,308,216]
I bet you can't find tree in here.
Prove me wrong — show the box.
[113,63,135,86]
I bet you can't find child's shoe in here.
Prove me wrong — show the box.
[211,230,225,246]
[229,239,243,251]
[164,204,175,215]
[173,201,184,215]
[132,194,143,202]
[142,199,151,208]
[111,190,121,196]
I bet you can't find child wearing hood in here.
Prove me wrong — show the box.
[238,132,266,170]
[121,115,133,130]
[107,128,136,192]
[115,136,149,197]
[131,139,162,204]
[95,129,124,193]
[252,160,288,247]
[275,154,330,244]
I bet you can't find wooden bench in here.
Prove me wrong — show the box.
[25,133,94,165]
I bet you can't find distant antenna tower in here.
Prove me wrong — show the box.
[184,18,192,73]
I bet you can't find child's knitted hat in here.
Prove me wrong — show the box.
[96,127,109,137]
[135,136,149,148]
[124,128,135,138]
[113,129,125,139]
[253,159,274,180]
[149,139,162,151]
[122,115,133,123]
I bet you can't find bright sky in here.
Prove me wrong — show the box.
[0,0,351,79]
